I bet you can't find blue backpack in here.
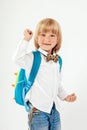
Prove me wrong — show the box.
[14,51,62,112]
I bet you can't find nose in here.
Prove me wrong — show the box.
[45,35,51,42]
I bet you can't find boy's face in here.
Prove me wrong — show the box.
[37,31,57,53]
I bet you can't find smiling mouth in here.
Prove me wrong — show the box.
[43,43,51,45]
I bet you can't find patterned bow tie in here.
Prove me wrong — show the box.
[46,54,58,62]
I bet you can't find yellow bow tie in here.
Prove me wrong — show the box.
[46,54,58,62]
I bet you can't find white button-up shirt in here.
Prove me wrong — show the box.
[13,40,68,113]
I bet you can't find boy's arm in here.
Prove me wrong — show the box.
[58,84,76,102]
[58,72,77,102]
[12,29,33,68]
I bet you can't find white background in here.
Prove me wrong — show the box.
[0,0,87,130]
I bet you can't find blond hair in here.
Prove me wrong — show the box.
[34,18,62,53]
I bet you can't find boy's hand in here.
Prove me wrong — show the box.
[64,93,77,102]
[23,29,33,41]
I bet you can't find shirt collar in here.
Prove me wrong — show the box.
[38,48,57,57]
[38,48,48,57]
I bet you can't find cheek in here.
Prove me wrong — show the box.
[37,37,42,43]
[52,40,57,47]
[37,39,42,47]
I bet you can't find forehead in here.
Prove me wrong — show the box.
[39,31,55,34]
[39,24,58,34]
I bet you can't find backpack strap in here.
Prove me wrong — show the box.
[28,51,41,84]
[23,51,41,112]
[58,56,62,72]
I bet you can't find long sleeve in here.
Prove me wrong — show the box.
[13,40,33,68]
[12,40,34,78]
[57,71,68,100]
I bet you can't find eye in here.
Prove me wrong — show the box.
[50,34,56,37]
[40,33,46,37]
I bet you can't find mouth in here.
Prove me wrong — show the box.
[43,43,51,45]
